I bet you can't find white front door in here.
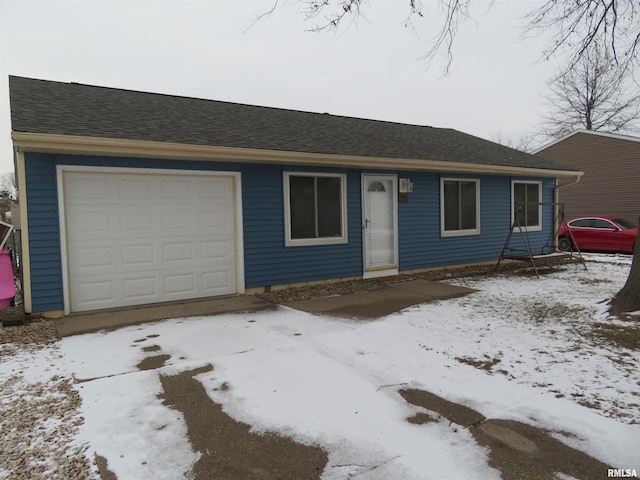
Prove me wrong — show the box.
[362,174,398,278]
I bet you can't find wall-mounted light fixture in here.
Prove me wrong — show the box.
[399,178,413,203]
[399,178,413,193]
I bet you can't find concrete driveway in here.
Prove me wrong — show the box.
[282,278,476,318]
[54,278,477,337]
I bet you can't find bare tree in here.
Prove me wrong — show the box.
[0,172,17,201]
[608,215,640,317]
[0,173,17,224]
[491,132,540,153]
[263,1,640,74]
[526,1,640,73]
[539,45,640,139]
[535,44,640,318]
[262,1,640,316]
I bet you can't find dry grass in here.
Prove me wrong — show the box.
[587,322,640,351]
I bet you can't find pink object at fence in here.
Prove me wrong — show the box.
[0,250,15,308]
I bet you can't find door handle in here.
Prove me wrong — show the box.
[364,218,370,229]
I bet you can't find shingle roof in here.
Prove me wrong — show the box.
[9,76,575,172]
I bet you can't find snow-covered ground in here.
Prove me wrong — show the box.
[3,254,640,479]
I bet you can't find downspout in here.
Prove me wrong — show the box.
[554,173,583,249]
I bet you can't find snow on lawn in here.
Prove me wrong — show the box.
[0,329,98,479]
[59,254,640,479]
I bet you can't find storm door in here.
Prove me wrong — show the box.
[362,174,398,277]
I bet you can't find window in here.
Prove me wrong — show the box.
[613,218,636,229]
[593,219,616,229]
[440,178,480,236]
[367,181,386,192]
[512,181,542,231]
[569,219,592,228]
[284,172,347,246]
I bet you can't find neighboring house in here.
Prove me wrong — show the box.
[9,76,580,317]
[535,130,640,221]
[0,191,16,223]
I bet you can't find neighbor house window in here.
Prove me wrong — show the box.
[512,181,542,231]
[440,178,480,236]
[284,172,348,246]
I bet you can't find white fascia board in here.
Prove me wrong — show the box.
[13,132,582,178]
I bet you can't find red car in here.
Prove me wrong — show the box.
[558,216,637,254]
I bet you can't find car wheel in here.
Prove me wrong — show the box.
[558,236,573,252]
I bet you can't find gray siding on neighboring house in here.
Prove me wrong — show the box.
[537,131,640,221]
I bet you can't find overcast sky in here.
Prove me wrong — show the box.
[0,0,561,175]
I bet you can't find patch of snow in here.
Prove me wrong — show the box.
[74,370,199,480]
[53,255,640,478]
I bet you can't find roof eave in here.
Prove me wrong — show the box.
[12,132,582,178]
[534,129,640,153]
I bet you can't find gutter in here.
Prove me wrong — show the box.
[12,132,581,179]
[553,174,583,249]
[554,174,582,221]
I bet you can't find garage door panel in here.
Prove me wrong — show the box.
[160,179,192,199]
[66,176,110,200]
[67,209,112,235]
[199,210,233,230]
[122,244,154,265]
[74,280,115,306]
[202,271,233,291]
[197,178,233,200]
[161,210,194,230]
[164,273,195,295]
[75,246,113,268]
[201,240,232,261]
[122,277,157,300]
[162,242,194,262]
[64,171,238,312]
[71,240,236,273]
[118,178,153,199]
[120,210,154,233]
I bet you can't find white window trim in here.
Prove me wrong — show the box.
[283,171,348,247]
[511,180,543,232]
[440,177,481,237]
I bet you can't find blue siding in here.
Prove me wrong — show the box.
[504,177,557,255]
[25,154,64,311]
[398,173,506,270]
[23,152,558,312]
[23,154,364,311]
[241,166,362,287]
[398,174,556,270]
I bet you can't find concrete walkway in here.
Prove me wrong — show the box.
[55,278,477,337]
[54,295,275,337]
[283,278,477,318]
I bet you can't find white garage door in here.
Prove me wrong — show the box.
[63,170,238,312]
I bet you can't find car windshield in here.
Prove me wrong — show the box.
[613,218,637,229]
